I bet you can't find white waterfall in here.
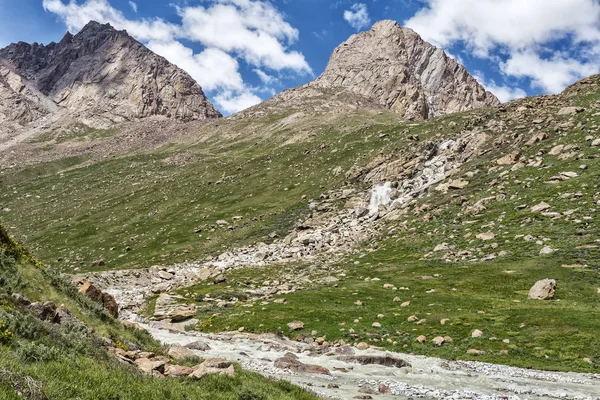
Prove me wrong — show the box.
[369,182,392,214]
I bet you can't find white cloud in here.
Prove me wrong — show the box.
[128,1,137,13]
[178,1,311,73]
[344,3,370,31]
[147,41,244,92]
[42,0,311,114]
[43,0,178,41]
[253,69,278,85]
[215,90,262,114]
[405,0,600,94]
[501,51,598,93]
[473,72,526,103]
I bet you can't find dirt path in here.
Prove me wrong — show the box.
[138,320,600,400]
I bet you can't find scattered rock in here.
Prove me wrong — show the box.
[167,345,197,360]
[337,355,410,368]
[416,335,427,344]
[164,364,193,377]
[135,358,166,375]
[287,321,305,331]
[190,358,235,379]
[467,349,486,355]
[539,246,555,256]
[531,202,551,213]
[528,279,556,300]
[471,329,483,338]
[432,336,445,346]
[274,353,331,375]
[476,232,495,241]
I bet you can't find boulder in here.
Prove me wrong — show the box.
[164,364,194,377]
[274,353,331,375]
[101,293,119,318]
[135,358,166,374]
[337,355,410,368]
[528,279,556,300]
[531,202,551,213]
[287,321,305,331]
[185,341,211,351]
[190,358,235,379]
[78,280,103,302]
[12,293,31,307]
[28,301,56,321]
[167,345,197,360]
[557,106,584,116]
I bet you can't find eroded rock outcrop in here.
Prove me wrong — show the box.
[0,21,221,126]
[249,20,499,120]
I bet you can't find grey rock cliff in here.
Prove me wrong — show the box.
[251,20,499,120]
[0,21,221,126]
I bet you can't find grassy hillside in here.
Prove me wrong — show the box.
[1,75,599,376]
[0,225,317,399]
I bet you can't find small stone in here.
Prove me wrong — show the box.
[356,342,370,350]
[287,321,304,331]
[440,318,449,325]
[539,246,555,256]
[467,349,486,355]
[407,315,418,322]
[400,301,410,307]
[416,335,427,344]
[472,329,483,338]
[432,336,445,346]
[476,232,495,241]
[372,322,382,328]
[531,202,551,213]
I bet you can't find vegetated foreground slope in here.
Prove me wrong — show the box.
[2,74,600,373]
[0,224,318,399]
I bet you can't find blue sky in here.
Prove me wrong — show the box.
[1,0,599,115]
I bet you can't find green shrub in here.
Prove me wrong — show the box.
[0,250,21,293]
[0,319,14,344]
[16,342,62,363]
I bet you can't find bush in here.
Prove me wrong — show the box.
[16,342,62,363]
[0,319,14,344]
[0,250,21,293]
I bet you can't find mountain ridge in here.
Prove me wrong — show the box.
[242,20,499,120]
[0,21,221,128]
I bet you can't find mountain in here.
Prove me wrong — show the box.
[249,20,499,120]
[0,21,221,128]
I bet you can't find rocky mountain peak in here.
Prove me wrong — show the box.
[0,20,221,127]
[310,20,499,120]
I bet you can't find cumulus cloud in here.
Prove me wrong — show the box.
[215,90,263,114]
[128,1,137,13]
[344,3,370,31]
[405,0,600,94]
[146,41,245,92]
[473,72,526,103]
[42,0,311,114]
[253,69,279,85]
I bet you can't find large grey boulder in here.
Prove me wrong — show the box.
[528,279,556,300]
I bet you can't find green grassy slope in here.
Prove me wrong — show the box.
[0,225,317,399]
[1,75,599,375]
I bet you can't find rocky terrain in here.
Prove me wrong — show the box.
[0,21,221,130]
[245,20,499,120]
[1,17,600,400]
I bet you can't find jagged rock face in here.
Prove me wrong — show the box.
[0,21,221,125]
[311,20,499,120]
[0,64,48,125]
